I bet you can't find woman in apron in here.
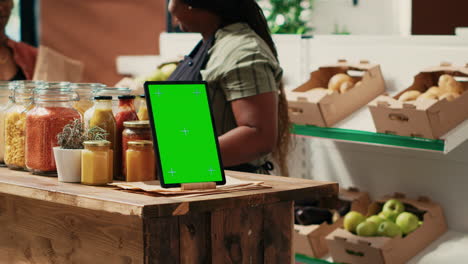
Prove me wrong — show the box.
[168,0,290,175]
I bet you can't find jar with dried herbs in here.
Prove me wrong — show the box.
[0,81,16,165]
[70,83,106,116]
[25,84,81,174]
[4,81,43,170]
[89,96,118,179]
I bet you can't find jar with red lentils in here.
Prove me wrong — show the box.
[25,83,81,175]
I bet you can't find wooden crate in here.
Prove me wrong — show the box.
[0,169,337,263]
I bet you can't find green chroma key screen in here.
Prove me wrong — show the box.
[145,82,225,188]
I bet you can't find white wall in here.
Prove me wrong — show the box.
[309,0,411,35]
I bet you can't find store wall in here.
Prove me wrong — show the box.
[309,0,411,35]
[40,0,166,85]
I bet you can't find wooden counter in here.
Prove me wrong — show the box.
[0,169,338,263]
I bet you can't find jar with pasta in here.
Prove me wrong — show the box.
[0,81,17,165]
[25,84,81,175]
[122,121,152,179]
[89,96,118,179]
[70,83,106,116]
[4,81,43,170]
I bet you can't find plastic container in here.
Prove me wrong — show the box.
[70,83,106,116]
[81,140,112,185]
[126,140,155,182]
[4,81,44,170]
[122,121,152,179]
[25,84,81,175]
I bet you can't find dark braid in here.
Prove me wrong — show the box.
[183,0,291,176]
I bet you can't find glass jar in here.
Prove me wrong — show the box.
[94,87,132,114]
[0,81,17,165]
[88,96,118,180]
[81,140,113,185]
[122,121,152,179]
[126,140,155,182]
[137,95,149,121]
[4,81,43,170]
[70,83,106,116]
[25,85,81,175]
[115,95,139,178]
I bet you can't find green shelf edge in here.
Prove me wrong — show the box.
[295,254,336,264]
[292,125,445,152]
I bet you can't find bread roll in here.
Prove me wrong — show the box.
[439,92,460,102]
[398,90,421,102]
[339,81,355,93]
[425,86,442,97]
[417,92,438,101]
[438,74,464,94]
[328,73,353,92]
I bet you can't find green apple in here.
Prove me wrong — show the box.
[343,211,366,233]
[366,215,385,226]
[379,210,399,222]
[377,221,402,238]
[356,221,378,237]
[382,199,405,215]
[396,212,419,235]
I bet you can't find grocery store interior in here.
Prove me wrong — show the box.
[1,0,468,263]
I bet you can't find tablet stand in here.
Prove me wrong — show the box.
[181,182,216,191]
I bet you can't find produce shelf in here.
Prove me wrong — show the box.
[298,230,468,264]
[293,124,445,152]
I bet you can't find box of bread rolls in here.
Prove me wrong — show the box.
[369,63,468,139]
[287,59,386,127]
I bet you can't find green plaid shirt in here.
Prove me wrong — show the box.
[201,23,283,167]
[201,23,283,135]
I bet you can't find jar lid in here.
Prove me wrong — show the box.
[70,83,106,90]
[139,94,146,98]
[46,82,71,89]
[118,95,136,100]
[94,95,112,100]
[124,120,150,128]
[83,140,111,147]
[128,140,153,146]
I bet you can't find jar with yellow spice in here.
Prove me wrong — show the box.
[89,96,118,180]
[81,140,113,185]
[126,140,156,182]
[70,83,106,116]
[5,81,45,170]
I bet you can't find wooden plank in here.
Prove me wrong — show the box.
[144,216,180,264]
[263,201,294,264]
[0,193,144,263]
[211,206,264,264]
[179,212,211,264]
[0,168,338,218]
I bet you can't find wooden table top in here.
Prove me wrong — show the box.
[0,169,338,218]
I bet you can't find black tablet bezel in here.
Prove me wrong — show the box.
[144,81,226,188]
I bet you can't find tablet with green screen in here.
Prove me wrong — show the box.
[144,81,226,188]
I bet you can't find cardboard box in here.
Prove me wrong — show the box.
[293,187,371,258]
[369,63,468,139]
[326,193,447,264]
[287,60,386,127]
